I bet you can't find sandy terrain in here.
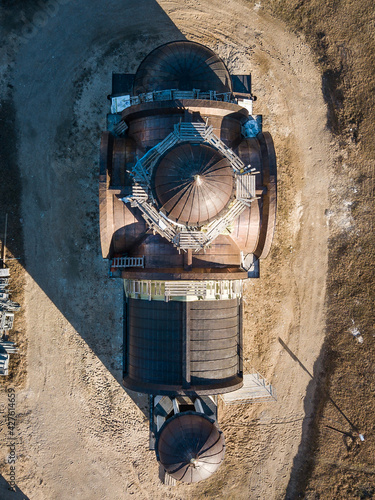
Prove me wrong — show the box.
[0,0,337,498]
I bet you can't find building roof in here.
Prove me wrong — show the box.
[133,41,232,95]
[156,412,225,483]
[124,298,242,395]
[154,143,234,226]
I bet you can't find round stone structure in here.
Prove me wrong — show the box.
[133,40,232,95]
[155,412,225,483]
[153,143,234,226]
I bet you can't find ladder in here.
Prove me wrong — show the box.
[112,257,144,268]
[205,200,248,243]
[155,131,179,156]
[236,173,256,200]
[114,120,128,136]
[131,183,148,204]
[176,122,207,142]
[173,231,208,251]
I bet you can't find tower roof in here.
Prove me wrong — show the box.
[156,412,225,483]
[133,40,232,95]
[154,143,234,226]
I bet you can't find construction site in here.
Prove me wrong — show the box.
[99,40,277,482]
[0,0,374,498]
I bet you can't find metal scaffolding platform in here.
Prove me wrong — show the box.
[111,89,237,114]
[123,122,257,252]
[124,279,243,301]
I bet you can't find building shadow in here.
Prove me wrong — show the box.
[279,337,360,499]
[0,474,30,500]
[1,0,186,422]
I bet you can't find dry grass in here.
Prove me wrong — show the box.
[259,0,375,497]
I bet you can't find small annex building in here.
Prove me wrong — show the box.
[99,40,277,483]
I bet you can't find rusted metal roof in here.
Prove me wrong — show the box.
[154,143,234,226]
[156,412,225,483]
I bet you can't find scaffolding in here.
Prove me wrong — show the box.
[124,279,243,301]
[122,122,257,252]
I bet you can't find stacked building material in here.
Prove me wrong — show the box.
[0,268,19,375]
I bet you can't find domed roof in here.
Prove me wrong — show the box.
[156,412,225,483]
[153,143,234,226]
[133,41,232,95]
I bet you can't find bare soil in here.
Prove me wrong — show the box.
[0,0,373,499]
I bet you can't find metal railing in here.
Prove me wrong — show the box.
[205,129,245,172]
[124,89,236,109]
[124,279,243,301]
[122,122,258,251]
[172,231,208,250]
[236,172,256,201]
[112,257,144,268]
[205,200,247,244]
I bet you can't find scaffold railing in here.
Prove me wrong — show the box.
[172,231,208,251]
[122,89,236,109]
[124,279,243,301]
[123,122,258,251]
[126,199,177,242]
[112,257,144,268]
[205,200,248,244]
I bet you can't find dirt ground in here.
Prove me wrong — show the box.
[0,0,373,499]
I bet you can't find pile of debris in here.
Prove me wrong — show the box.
[0,268,19,375]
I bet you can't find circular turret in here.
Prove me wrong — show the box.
[156,412,225,483]
[153,143,234,226]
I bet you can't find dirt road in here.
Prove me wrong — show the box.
[0,0,332,498]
